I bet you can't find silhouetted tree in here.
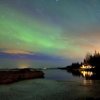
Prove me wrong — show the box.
[84,51,100,69]
[67,62,81,70]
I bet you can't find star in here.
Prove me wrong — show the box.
[56,0,59,2]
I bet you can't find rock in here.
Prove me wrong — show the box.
[0,68,44,84]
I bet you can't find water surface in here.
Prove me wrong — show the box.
[0,58,100,100]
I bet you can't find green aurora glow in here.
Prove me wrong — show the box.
[0,0,100,61]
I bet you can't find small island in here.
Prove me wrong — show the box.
[0,68,44,84]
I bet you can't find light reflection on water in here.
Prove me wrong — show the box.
[83,79,93,85]
[81,71,94,78]
[79,72,94,86]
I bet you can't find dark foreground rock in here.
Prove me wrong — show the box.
[0,68,44,84]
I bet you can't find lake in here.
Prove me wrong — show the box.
[0,58,84,81]
[43,69,83,81]
[0,58,100,100]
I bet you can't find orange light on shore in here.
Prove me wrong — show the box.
[80,65,95,69]
[18,63,30,69]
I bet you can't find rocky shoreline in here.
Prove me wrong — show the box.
[0,68,44,84]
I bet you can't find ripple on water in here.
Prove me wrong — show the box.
[0,79,100,100]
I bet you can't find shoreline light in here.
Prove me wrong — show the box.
[80,65,95,69]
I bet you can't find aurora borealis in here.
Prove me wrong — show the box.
[0,0,100,66]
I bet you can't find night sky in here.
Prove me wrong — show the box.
[0,0,100,65]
